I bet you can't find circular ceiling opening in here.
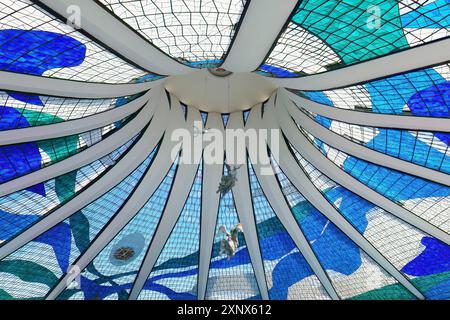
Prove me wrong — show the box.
[164,69,277,113]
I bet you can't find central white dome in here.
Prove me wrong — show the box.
[164,68,277,113]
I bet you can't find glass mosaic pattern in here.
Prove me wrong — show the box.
[98,0,247,65]
[0,0,447,301]
[262,0,450,77]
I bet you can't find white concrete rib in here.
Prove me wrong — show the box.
[283,88,450,133]
[221,0,297,73]
[269,38,450,90]
[0,70,165,98]
[226,112,269,300]
[245,103,339,300]
[129,105,203,300]
[273,94,450,247]
[274,106,450,245]
[197,113,225,300]
[37,0,192,75]
[0,98,168,262]
[265,107,425,299]
[45,91,187,300]
[0,99,156,198]
[279,94,450,187]
[46,132,180,300]
[0,90,153,146]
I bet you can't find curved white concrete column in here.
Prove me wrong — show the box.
[267,121,425,300]
[197,113,225,300]
[0,101,156,198]
[0,90,153,146]
[283,89,450,133]
[269,38,450,90]
[0,71,165,98]
[45,92,187,300]
[246,104,339,300]
[278,94,450,187]
[221,0,297,72]
[46,134,180,300]
[129,106,203,300]
[37,0,193,75]
[0,103,167,261]
[225,112,269,300]
[271,98,450,247]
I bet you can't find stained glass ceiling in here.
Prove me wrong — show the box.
[261,0,450,77]
[0,0,448,301]
[98,0,248,66]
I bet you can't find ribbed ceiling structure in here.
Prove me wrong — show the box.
[0,0,449,300]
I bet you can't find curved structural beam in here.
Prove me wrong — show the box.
[129,164,200,300]
[129,107,203,300]
[221,0,297,73]
[0,90,152,146]
[46,92,185,300]
[278,94,450,187]
[252,159,339,300]
[283,89,450,133]
[198,113,225,300]
[37,0,192,75]
[226,112,269,300]
[266,120,425,300]
[46,133,181,300]
[246,104,339,300]
[288,130,450,246]
[0,104,167,261]
[271,98,450,246]
[0,71,164,99]
[0,100,155,198]
[269,38,450,90]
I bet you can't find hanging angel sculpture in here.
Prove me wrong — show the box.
[216,164,242,196]
[218,223,243,260]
